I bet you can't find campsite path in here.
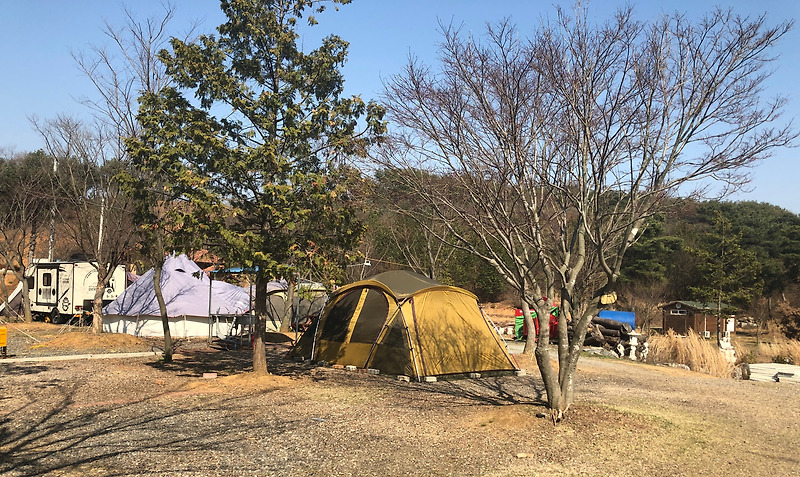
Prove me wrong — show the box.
[3,331,800,476]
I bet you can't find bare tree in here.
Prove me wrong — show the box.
[381,7,794,420]
[619,279,670,333]
[0,151,54,322]
[72,3,180,153]
[65,3,196,357]
[31,115,137,333]
[367,170,457,280]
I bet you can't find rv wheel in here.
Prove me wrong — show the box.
[50,308,64,324]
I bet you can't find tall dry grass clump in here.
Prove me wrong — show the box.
[648,329,735,378]
[758,341,800,365]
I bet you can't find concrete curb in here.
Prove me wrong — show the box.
[0,351,164,364]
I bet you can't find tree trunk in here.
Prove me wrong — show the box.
[153,261,173,362]
[529,298,563,419]
[19,271,33,323]
[23,224,38,323]
[758,296,773,346]
[521,301,536,355]
[91,264,109,334]
[0,272,10,319]
[592,317,632,333]
[279,275,295,333]
[91,274,105,334]
[252,272,269,375]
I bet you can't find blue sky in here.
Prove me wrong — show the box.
[1,0,798,212]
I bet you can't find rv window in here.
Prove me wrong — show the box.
[670,309,687,315]
[42,273,52,287]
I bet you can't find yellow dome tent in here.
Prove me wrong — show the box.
[290,270,518,379]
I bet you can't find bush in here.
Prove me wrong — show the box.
[775,302,800,340]
[648,329,735,378]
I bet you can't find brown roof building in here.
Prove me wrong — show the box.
[659,300,736,337]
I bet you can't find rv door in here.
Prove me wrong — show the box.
[36,267,58,307]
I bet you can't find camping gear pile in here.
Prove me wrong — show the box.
[290,270,519,380]
[559,310,646,360]
[516,306,647,360]
[513,306,559,341]
[581,315,647,360]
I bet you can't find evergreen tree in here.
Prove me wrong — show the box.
[688,211,763,314]
[132,0,385,374]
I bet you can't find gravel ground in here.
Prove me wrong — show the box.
[2,323,800,476]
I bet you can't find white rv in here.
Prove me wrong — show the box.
[26,260,127,323]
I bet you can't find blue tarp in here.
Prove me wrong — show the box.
[598,310,636,330]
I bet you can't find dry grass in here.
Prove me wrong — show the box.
[32,331,147,350]
[648,329,735,378]
[757,341,800,365]
[731,321,800,364]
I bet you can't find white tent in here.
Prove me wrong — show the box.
[262,279,328,331]
[103,254,250,338]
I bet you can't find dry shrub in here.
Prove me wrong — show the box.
[775,301,800,339]
[648,329,735,378]
[758,341,800,365]
[733,340,757,364]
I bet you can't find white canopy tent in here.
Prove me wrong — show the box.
[103,254,250,338]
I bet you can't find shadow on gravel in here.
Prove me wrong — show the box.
[0,374,293,476]
[143,340,545,408]
[1,340,547,475]
[144,341,313,378]
[0,364,50,376]
[414,376,547,407]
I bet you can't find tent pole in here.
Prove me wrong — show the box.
[208,273,213,343]
[309,309,320,361]
[408,297,427,381]
[306,293,328,358]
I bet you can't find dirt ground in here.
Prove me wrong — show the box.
[2,323,799,476]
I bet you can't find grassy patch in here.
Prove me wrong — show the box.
[647,329,734,377]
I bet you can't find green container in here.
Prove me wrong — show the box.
[514,311,536,340]
[514,314,524,340]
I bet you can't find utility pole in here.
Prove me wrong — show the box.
[48,156,57,261]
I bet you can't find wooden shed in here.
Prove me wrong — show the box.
[660,300,735,337]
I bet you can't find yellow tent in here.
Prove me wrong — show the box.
[291,270,518,379]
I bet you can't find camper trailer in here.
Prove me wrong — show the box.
[26,260,127,323]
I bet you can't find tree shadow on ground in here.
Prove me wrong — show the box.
[144,340,314,378]
[142,339,545,408]
[0,364,50,376]
[411,374,546,407]
[368,370,547,408]
[0,374,299,476]
[2,341,547,475]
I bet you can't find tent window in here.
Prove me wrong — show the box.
[381,316,408,348]
[320,289,364,341]
[349,288,389,343]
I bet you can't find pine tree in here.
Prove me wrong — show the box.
[130,0,385,374]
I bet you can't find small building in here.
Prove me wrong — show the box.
[659,300,735,337]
